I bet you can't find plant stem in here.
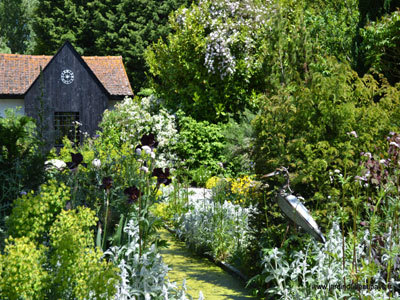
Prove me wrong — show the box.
[139,193,142,258]
[341,173,347,290]
[102,191,110,250]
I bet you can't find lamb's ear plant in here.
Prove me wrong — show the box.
[255,222,400,299]
[105,219,200,300]
[176,194,256,262]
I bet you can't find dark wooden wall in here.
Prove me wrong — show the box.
[24,43,109,146]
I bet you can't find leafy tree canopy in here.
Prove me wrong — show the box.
[145,0,272,122]
[0,0,37,53]
[0,36,10,53]
[360,9,400,84]
[145,0,359,122]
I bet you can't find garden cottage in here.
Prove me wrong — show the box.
[0,41,133,146]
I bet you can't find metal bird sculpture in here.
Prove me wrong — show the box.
[263,167,326,243]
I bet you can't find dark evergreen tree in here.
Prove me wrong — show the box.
[33,0,90,55]
[90,0,193,91]
[33,0,193,91]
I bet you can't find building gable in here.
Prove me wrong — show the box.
[1,42,133,147]
[25,42,110,99]
[24,43,109,146]
[0,43,133,98]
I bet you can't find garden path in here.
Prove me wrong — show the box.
[158,187,257,299]
[159,228,256,300]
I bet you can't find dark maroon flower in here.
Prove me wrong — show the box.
[140,133,158,148]
[66,152,87,169]
[152,168,171,185]
[124,186,141,204]
[101,176,113,191]
[72,153,83,164]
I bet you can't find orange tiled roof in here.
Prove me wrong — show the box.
[0,53,133,96]
[82,56,133,96]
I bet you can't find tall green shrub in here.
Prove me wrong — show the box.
[0,109,46,218]
[361,10,400,84]
[222,110,255,175]
[253,57,400,212]
[173,111,225,175]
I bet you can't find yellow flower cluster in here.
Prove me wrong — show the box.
[205,176,223,189]
[231,175,253,195]
[206,175,262,206]
[230,175,261,205]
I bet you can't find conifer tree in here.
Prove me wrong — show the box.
[33,0,192,91]
[90,0,193,91]
[33,0,90,55]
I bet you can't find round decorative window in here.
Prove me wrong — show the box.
[61,69,74,84]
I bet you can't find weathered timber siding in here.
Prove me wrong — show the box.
[24,43,108,145]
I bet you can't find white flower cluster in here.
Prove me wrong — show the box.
[260,223,400,299]
[176,195,256,259]
[105,219,201,300]
[103,96,178,168]
[176,0,274,78]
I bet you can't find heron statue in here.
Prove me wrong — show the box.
[263,167,326,243]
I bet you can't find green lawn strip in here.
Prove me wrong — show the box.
[159,228,256,300]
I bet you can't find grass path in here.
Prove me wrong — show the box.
[159,228,257,300]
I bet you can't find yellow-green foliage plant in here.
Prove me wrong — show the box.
[7,180,70,243]
[0,236,48,300]
[3,204,118,299]
[48,207,119,299]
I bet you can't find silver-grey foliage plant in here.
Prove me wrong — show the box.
[260,222,400,299]
[176,195,256,260]
[104,219,204,300]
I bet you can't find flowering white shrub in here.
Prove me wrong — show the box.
[100,96,178,168]
[259,223,400,299]
[176,195,256,260]
[176,0,273,79]
[146,0,277,121]
[105,219,202,300]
